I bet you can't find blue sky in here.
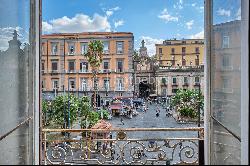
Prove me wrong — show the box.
[42,0,206,55]
[0,0,241,53]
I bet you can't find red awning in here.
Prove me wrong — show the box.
[110,105,122,110]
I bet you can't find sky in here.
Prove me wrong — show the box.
[0,0,242,54]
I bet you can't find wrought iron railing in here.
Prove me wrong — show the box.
[41,127,204,165]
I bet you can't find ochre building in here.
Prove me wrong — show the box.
[41,32,134,106]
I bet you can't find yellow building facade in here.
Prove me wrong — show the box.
[41,32,134,106]
[155,39,205,97]
[156,39,204,67]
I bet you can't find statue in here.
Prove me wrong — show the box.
[141,40,145,48]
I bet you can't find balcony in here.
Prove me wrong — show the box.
[172,83,178,87]
[194,82,200,86]
[41,127,204,165]
[182,82,189,87]
[116,87,125,91]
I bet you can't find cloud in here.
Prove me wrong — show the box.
[114,20,124,28]
[236,8,241,20]
[186,20,194,30]
[217,8,231,17]
[0,27,28,51]
[105,6,120,17]
[42,13,111,33]
[137,36,164,56]
[158,8,179,22]
[191,3,197,7]
[188,30,204,39]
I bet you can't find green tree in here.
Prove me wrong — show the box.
[51,94,79,128]
[85,40,104,110]
[170,89,204,119]
[42,100,50,126]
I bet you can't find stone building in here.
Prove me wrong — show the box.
[41,32,134,106]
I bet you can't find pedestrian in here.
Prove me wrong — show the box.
[120,118,124,125]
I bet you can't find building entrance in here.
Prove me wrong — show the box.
[139,81,151,99]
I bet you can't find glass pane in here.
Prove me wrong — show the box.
[211,0,241,137]
[0,0,36,164]
[211,119,241,165]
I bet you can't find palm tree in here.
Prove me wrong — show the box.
[85,40,104,110]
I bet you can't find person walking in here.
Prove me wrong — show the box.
[120,117,124,125]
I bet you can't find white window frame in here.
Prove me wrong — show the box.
[116,41,124,54]
[51,42,58,55]
[80,42,88,55]
[222,35,229,48]
[52,79,59,89]
[103,41,109,54]
[68,42,75,55]
[81,78,88,91]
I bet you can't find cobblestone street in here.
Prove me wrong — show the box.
[109,102,199,139]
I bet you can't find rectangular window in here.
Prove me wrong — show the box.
[171,48,175,54]
[80,62,88,72]
[183,77,188,84]
[51,61,58,71]
[42,80,45,89]
[42,62,45,71]
[159,48,163,54]
[80,42,88,55]
[116,41,124,54]
[103,41,109,54]
[104,78,110,90]
[51,42,58,55]
[222,55,231,68]
[103,61,109,70]
[172,77,177,84]
[222,35,229,48]
[68,61,75,72]
[195,59,199,66]
[195,77,200,83]
[116,78,124,90]
[162,77,167,84]
[222,77,231,89]
[52,79,59,89]
[182,47,186,53]
[182,59,186,66]
[117,61,123,72]
[69,79,75,90]
[81,78,88,91]
[195,47,199,53]
[68,42,75,55]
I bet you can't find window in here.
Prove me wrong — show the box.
[116,41,124,54]
[80,42,88,55]
[195,77,200,83]
[69,79,75,90]
[103,61,109,70]
[182,59,186,66]
[68,43,75,55]
[172,77,177,84]
[183,77,188,84]
[52,79,59,89]
[104,78,110,90]
[222,77,231,89]
[80,62,88,72]
[171,48,175,54]
[42,61,45,71]
[116,78,124,90]
[195,58,199,66]
[51,61,58,72]
[51,42,58,55]
[162,89,167,96]
[159,48,163,54]
[81,78,88,91]
[117,61,123,72]
[182,41,186,44]
[42,80,45,89]
[222,35,229,48]
[222,55,231,68]
[162,77,167,84]
[103,41,109,54]
[182,47,186,53]
[195,47,199,53]
[68,61,75,72]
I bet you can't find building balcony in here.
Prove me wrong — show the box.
[194,82,200,86]
[41,127,204,165]
[115,87,125,91]
[182,83,189,87]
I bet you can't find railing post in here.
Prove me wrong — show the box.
[199,129,204,165]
